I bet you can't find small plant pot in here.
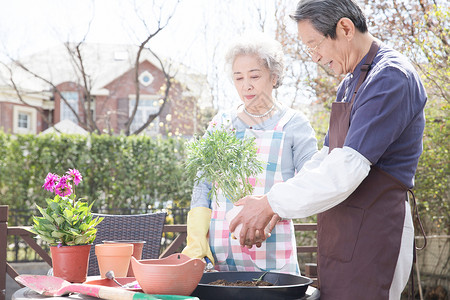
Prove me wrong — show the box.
[50,244,91,283]
[131,253,205,295]
[103,240,146,276]
[95,243,134,278]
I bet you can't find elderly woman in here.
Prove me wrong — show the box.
[182,32,317,275]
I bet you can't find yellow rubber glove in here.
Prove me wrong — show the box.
[181,207,215,265]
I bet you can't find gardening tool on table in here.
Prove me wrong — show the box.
[15,275,199,300]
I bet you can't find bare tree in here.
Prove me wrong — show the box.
[125,0,180,135]
[0,60,57,130]
[366,0,449,103]
[64,40,101,133]
[1,0,181,136]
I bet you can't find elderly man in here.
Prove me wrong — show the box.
[229,0,427,299]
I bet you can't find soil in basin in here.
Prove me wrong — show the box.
[209,279,274,287]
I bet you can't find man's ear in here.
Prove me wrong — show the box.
[336,17,355,41]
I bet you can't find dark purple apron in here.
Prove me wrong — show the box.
[318,41,407,299]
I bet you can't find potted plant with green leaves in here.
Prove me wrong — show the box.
[185,122,264,237]
[29,169,103,283]
[186,123,264,203]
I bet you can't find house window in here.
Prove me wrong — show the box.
[138,71,154,87]
[60,92,79,123]
[13,106,36,134]
[17,112,30,129]
[129,97,160,135]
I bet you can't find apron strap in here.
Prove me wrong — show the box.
[327,40,380,152]
[408,189,427,250]
[409,246,415,300]
[274,108,296,131]
[407,189,427,300]
[349,40,380,105]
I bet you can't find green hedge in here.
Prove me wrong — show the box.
[1,120,448,235]
[414,103,450,235]
[0,132,193,211]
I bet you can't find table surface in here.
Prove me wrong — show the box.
[12,286,320,300]
[12,287,96,299]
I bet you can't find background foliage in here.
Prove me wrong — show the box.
[0,132,193,211]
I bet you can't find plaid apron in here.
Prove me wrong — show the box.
[209,109,300,275]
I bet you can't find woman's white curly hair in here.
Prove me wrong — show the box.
[225,32,285,89]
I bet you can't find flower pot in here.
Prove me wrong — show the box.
[131,254,205,295]
[103,240,146,276]
[95,243,134,278]
[50,244,91,283]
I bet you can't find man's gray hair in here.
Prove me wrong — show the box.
[225,32,285,89]
[290,0,368,39]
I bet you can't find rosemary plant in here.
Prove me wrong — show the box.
[185,124,264,203]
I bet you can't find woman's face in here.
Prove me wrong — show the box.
[232,54,276,111]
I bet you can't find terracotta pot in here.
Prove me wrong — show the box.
[102,240,146,276]
[95,243,133,278]
[131,253,205,295]
[50,244,91,283]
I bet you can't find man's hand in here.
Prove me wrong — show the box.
[229,194,277,247]
[251,214,281,248]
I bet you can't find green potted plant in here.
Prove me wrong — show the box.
[185,123,264,239]
[29,169,103,283]
[185,123,264,203]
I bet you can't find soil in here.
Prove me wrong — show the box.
[209,279,274,287]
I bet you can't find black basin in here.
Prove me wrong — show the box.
[191,271,313,300]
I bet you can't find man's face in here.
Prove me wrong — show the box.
[297,20,352,75]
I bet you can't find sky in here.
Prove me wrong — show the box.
[0,0,297,66]
[0,0,304,109]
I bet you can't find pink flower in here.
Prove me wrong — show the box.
[209,121,217,128]
[55,176,72,197]
[67,169,82,186]
[42,173,59,192]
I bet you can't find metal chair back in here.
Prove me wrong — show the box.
[88,212,166,276]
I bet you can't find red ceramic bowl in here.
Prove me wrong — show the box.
[131,253,205,296]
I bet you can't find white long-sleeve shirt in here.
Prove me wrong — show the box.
[267,146,371,219]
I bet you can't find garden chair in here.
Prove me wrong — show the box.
[88,212,167,276]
